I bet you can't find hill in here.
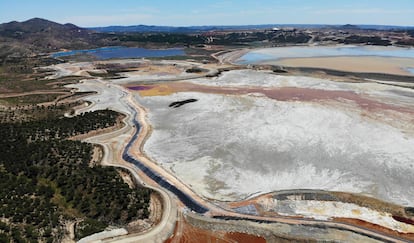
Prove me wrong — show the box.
[89,23,414,33]
[1,18,413,60]
[0,18,109,58]
[89,24,317,33]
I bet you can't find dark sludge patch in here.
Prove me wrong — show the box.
[128,85,153,91]
[169,99,198,108]
[392,215,414,226]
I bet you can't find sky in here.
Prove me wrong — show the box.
[0,0,413,27]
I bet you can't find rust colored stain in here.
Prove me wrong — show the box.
[334,217,414,242]
[164,221,179,243]
[130,84,176,96]
[393,215,414,226]
[225,232,266,243]
[128,82,413,114]
[165,217,266,243]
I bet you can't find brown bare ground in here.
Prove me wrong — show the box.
[0,90,68,98]
[90,145,103,167]
[331,192,410,218]
[126,64,184,76]
[334,218,414,242]
[271,56,414,76]
[117,169,136,189]
[165,216,265,243]
[229,191,414,240]
[148,192,163,226]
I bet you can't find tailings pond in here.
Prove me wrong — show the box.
[52,46,185,59]
[236,45,414,64]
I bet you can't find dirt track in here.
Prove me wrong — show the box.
[0,90,68,98]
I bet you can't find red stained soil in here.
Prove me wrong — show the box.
[334,217,414,242]
[225,232,266,243]
[393,215,414,226]
[165,217,266,243]
[128,82,413,114]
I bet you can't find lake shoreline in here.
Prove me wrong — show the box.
[231,45,414,76]
[266,56,414,76]
[51,46,186,59]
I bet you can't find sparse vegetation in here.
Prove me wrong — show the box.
[0,102,82,123]
[1,93,61,105]
[0,55,85,101]
[75,219,107,240]
[341,35,391,45]
[185,67,206,73]
[405,207,414,216]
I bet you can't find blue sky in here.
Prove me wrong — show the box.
[1,0,413,27]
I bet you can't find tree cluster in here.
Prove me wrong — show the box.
[341,35,391,45]
[0,108,151,242]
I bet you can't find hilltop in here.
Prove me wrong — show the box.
[89,23,414,33]
[0,18,113,59]
[1,18,413,62]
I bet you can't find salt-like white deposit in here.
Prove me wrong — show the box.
[66,80,129,114]
[274,200,414,233]
[192,70,414,105]
[139,73,414,205]
[58,61,414,207]
[235,45,414,64]
[192,69,352,90]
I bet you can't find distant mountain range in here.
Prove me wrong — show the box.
[1,18,413,59]
[89,24,299,33]
[0,18,113,57]
[0,18,94,47]
[89,24,414,33]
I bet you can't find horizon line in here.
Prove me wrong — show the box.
[3,17,414,29]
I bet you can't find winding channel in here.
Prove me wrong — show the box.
[122,102,209,214]
[119,93,413,243]
[66,67,413,242]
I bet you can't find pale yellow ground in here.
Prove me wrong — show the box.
[137,84,177,96]
[126,64,184,76]
[265,56,414,76]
